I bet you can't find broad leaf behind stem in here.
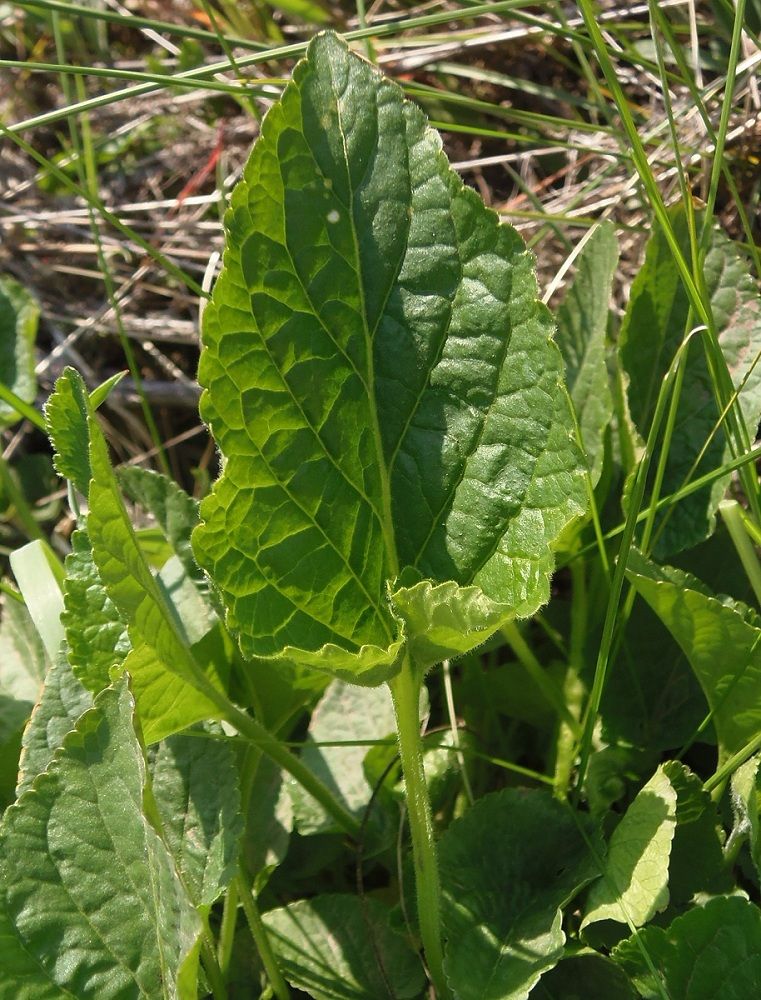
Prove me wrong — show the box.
[619,205,761,557]
[193,32,585,681]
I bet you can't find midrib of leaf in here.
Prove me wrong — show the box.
[331,65,401,590]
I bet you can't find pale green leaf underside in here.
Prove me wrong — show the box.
[290,679,396,834]
[263,894,425,1000]
[0,276,39,430]
[613,895,761,999]
[0,678,201,999]
[627,549,761,758]
[439,788,600,1000]
[582,764,677,930]
[193,32,584,677]
[0,593,47,705]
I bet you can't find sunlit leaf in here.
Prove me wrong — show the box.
[613,895,761,999]
[582,765,676,930]
[15,650,91,796]
[627,548,761,758]
[440,788,600,999]
[192,32,585,682]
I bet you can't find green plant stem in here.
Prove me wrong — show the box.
[0,457,44,541]
[217,880,239,978]
[388,660,451,1000]
[720,500,761,608]
[237,873,290,1000]
[222,702,361,839]
[200,929,228,1000]
[502,622,581,736]
[554,558,587,798]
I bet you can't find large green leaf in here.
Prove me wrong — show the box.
[0,276,38,429]
[150,729,242,907]
[439,788,600,1000]
[626,549,761,758]
[290,678,396,834]
[192,31,585,681]
[263,894,425,1000]
[0,677,201,998]
[619,206,761,557]
[612,895,761,999]
[555,221,617,485]
[16,650,91,796]
[582,764,677,930]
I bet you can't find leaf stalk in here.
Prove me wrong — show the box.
[389,658,452,1000]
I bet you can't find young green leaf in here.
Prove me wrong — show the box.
[728,753,761,882]
[119,467,202,585]
[262,894,425,1000]
[627,549,761,757]
[582,764,677,930]
[439,788,600,1000]
[62,525,130,692]
[0,276,39,429]
[619,206,761,557]
[0,677,202,997]
[43,365,91,496]
[612,895,761,999]
[16,649,92,796]
[290,678,396,834]
[150,730,243,908]
[555,221,618,485]
[86,404,229,739]
[192,32,585,682]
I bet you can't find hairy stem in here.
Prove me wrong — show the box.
[389,659,451,1000]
